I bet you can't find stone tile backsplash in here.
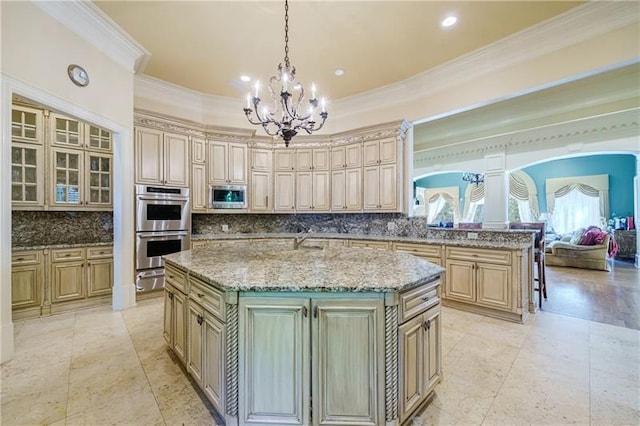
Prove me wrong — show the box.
[12,211,113,247]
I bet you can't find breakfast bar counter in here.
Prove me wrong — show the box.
[163,241,444,426]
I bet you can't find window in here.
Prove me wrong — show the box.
[420,186,460,223]
[462,182,485,223]
[508,170,539,222]
[551,187,601,234]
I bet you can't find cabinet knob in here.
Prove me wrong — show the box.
[197,314,203,325]
[302,306,308,317]
[15,257,24,261]
[197,293,204,298]
[423,319,431,330]
[422,296,430,302]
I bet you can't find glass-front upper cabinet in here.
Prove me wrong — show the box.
[11,105,43,144]
[11,144,44,207]
[86,154,112,206]
[50,113,83,148]
[87,125,111,152]
[51,148,83,206]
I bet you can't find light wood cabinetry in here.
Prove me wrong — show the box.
[238,296,384,426]
[331,143,362,169]
[250,149,272,212]
[350,240,390,250]
[135,127,189,187]
[191,163,208,212]
[444,247,513,312]
[11,251,44,318]
[12,104,45,208]
[362,137,399,212]
[163,283,187,364]
[209,141,247,185]
[331,143,362,212]
[295,148,330,212]
[393,242,443,266]
[11,245,113,320]
[274,171,296,212]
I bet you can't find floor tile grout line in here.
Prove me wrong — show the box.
[63,311,77,426]
[120,309,169,426]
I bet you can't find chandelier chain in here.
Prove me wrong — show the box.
[284,0,290,68]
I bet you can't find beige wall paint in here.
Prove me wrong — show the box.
[1,1,133,126]
[1,1,137,363]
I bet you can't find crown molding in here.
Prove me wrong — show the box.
[414,108,640,166]
[332,1,639,119]
[33,0,150,73]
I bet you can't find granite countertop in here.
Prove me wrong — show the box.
[164,241,444,293]
[191,231,535,250]
[13,242,113,252]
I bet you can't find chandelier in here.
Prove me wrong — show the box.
[462,172,484,186]
[243,0,328,147]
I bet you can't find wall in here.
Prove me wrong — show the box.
[1,1,137,362]
[522,154,637,215]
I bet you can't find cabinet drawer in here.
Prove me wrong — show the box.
[165,263,187,293]
[86,246,113,259]
[399,279,440,323]
[190,277,225,321]
[393,243,442,258]
[12,251,41,265]
[446,247,511,265]
[350,240,390,250]
[51,248,84,262]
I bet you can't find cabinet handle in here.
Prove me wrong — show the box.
[291,206,294,209]
[168,274,175,279]
[87,262,91,266]
[168,292,174,300]
[302,306,308,317]
[197,314,203,325]
[423,319,431,330]
[15,257,24,261]
[291,167,294,170]
[197,293,204,298]
[65,254,71,257]
[313,306,318,318]
[422,296,430,302]
[265,196,268,207]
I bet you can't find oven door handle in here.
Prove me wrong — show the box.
[136,196,189,202]
[137,231,189,239]
[137,269,165,279]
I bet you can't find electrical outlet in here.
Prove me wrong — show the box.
[387,222,396,231]
[467,232,478,239]
[221,224,229,232]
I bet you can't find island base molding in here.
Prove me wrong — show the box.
[442,298,529,324]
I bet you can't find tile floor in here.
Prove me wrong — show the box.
[1,297,639,425]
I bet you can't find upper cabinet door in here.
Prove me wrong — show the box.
[164,132,190,187]
[330,146,346,169]
[228,143,247,185]
[251,148,272,172]
[378,138,397,164]
[50,148,84,207]
[296,149,313,171]
[11,106,43,145]
[11,143,44,207]
[208,141,228,185]
[135,127,164,185]
[50,113,83,149]
[362,140,380,166]
[274,149,296,171]
[85,153,112,208]
[86,125,112,152]
[192,137,207,164]
[345,143,362,168]
[312,148,330,171]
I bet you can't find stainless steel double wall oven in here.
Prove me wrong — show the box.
[135,185,190,292]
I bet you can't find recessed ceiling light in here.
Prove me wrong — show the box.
[334,69,345,77]
[441,16,457,28]
[240,75,251,82]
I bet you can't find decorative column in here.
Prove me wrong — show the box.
[483,152,509,229]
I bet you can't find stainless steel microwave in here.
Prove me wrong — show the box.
[210,185,247,209]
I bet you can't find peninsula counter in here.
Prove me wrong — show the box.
[163,241,444,426]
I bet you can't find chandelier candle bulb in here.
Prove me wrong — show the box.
[312,83,316,99]
[246,94,251,109]
[254,81,260,98]
[321,97,326,112]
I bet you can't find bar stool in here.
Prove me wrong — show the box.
[509,222,547,308]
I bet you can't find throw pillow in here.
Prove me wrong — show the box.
[580,227,606,245]
[569,228,586,245]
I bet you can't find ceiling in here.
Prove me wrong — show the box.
[95,1,585,101]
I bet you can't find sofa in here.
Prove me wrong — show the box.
[545,228,611,271]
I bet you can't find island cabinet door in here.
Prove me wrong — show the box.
[444,260,476,303]
[163,287,173,346]
[398,314,426,424]
[187,301,205,386]
[424,306,442,393]
[476,263,512,311]
[311,299,384,426]
[203,311,225,415]
[239,297,310,426]
[173,289,188,365]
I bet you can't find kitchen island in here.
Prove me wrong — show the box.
[163,240,444,426]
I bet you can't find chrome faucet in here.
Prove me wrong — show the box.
[293,230,312,250]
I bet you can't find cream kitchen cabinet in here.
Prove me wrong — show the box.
[362,137,397,167]
[363,163,398,211]
[296,170,330,212]
[393,242,443,266]
[250,148,272,212]
[274,171,296,212]
[192,137,207,164]
[350,240,390,250]
[50,246,113,305]
[208,141,247,185]
[163,282,187,365]
[331,168,362,211]
[11,105,45,208]
[330,143,361,170]
[135,127,189,187]
[238,296,384,426]
[191,163,208,212]
[444,247,513,312]
[11,251,44,319]
[296,148,329,171]
[274,149,296,171]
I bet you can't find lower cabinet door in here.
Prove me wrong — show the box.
[239,297,310,426]
[476,263,512,310]
[163,288,172,345]
[173,290,187,364]
[444,260,476,303]
[398,313,426,424]
[11,263,43,309]
[312,299,384,426]
[424,307,442,392]
[203,312,225,415]
[51,261,85,303]
[86,258,113,297]
[187,302,204,386]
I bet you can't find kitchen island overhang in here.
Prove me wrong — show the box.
[163,241,444,426]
